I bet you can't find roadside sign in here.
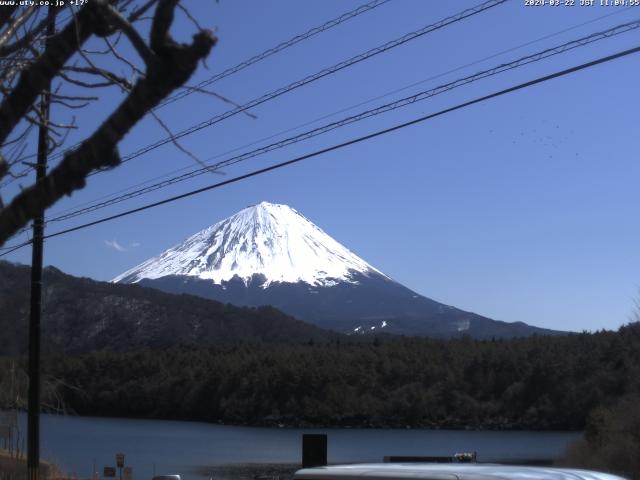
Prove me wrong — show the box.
[116,454,125,468]
[123,466,133,480]
[104,467,116,478]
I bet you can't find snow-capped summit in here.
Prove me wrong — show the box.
[114,202,561,339]
[112,201,384,287]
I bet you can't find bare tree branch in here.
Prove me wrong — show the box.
[1,121,33,149]
[0,0,217,245]
[57,70,118,89]
[0,6,18,31]
[82,31,123,55]
[50,92,99,102]
[48,118,75,153]
[179,84,257,119]
[50,98,92,109]
[0,2,107,145]
[177,3,205,32]
[0,155,7,182]
[0,5,37,51]
[129,0,159,22]
[63,65,133,90]
[9,143,28,167]
[150,0,178,52]
[104,4,155,65]
[104,36,144,77]
[0,9,55,58]
[149,110,221,174]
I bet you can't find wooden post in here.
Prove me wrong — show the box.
[27,7,55,480]
[302,434,327,468]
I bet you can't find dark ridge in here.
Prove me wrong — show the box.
[0,260,339,355]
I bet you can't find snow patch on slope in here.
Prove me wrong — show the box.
[113,202,385,288]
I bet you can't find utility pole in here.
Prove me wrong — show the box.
[27,7,55,480]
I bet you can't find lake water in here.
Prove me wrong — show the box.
[17,414,581,480]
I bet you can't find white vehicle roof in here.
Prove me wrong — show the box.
[294,464,628,480]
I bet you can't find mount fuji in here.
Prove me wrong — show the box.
[113,202,560,338]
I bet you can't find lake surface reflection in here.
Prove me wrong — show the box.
[20,414,580,480]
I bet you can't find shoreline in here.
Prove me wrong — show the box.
[6,413,576,480]
[23,410,584,433]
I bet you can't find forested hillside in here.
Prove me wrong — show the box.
[3,323,636,430]
[0,261,337,354]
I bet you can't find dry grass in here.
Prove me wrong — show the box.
[0,448,69,480]
[556,396,640,480]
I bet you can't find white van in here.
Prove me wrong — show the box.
[294,464,628,480]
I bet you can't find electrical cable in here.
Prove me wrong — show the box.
[0,1,392,185]
[157,0,393,109]
[3,41,636,256]
[45,5,635,220]
[44,19,640,225]
[1,0,504,189]
[98,0,506,172]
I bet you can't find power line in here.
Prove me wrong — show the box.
[0,240,32,256]
[157,0,393,109]
[2,41,635,256]
[45,5,635,221]
[0,1,392,186]
[84,0,506,175]
[44,19,640,225]
[12,0,505,184]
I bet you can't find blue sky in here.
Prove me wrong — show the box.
[3,0,640,332]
